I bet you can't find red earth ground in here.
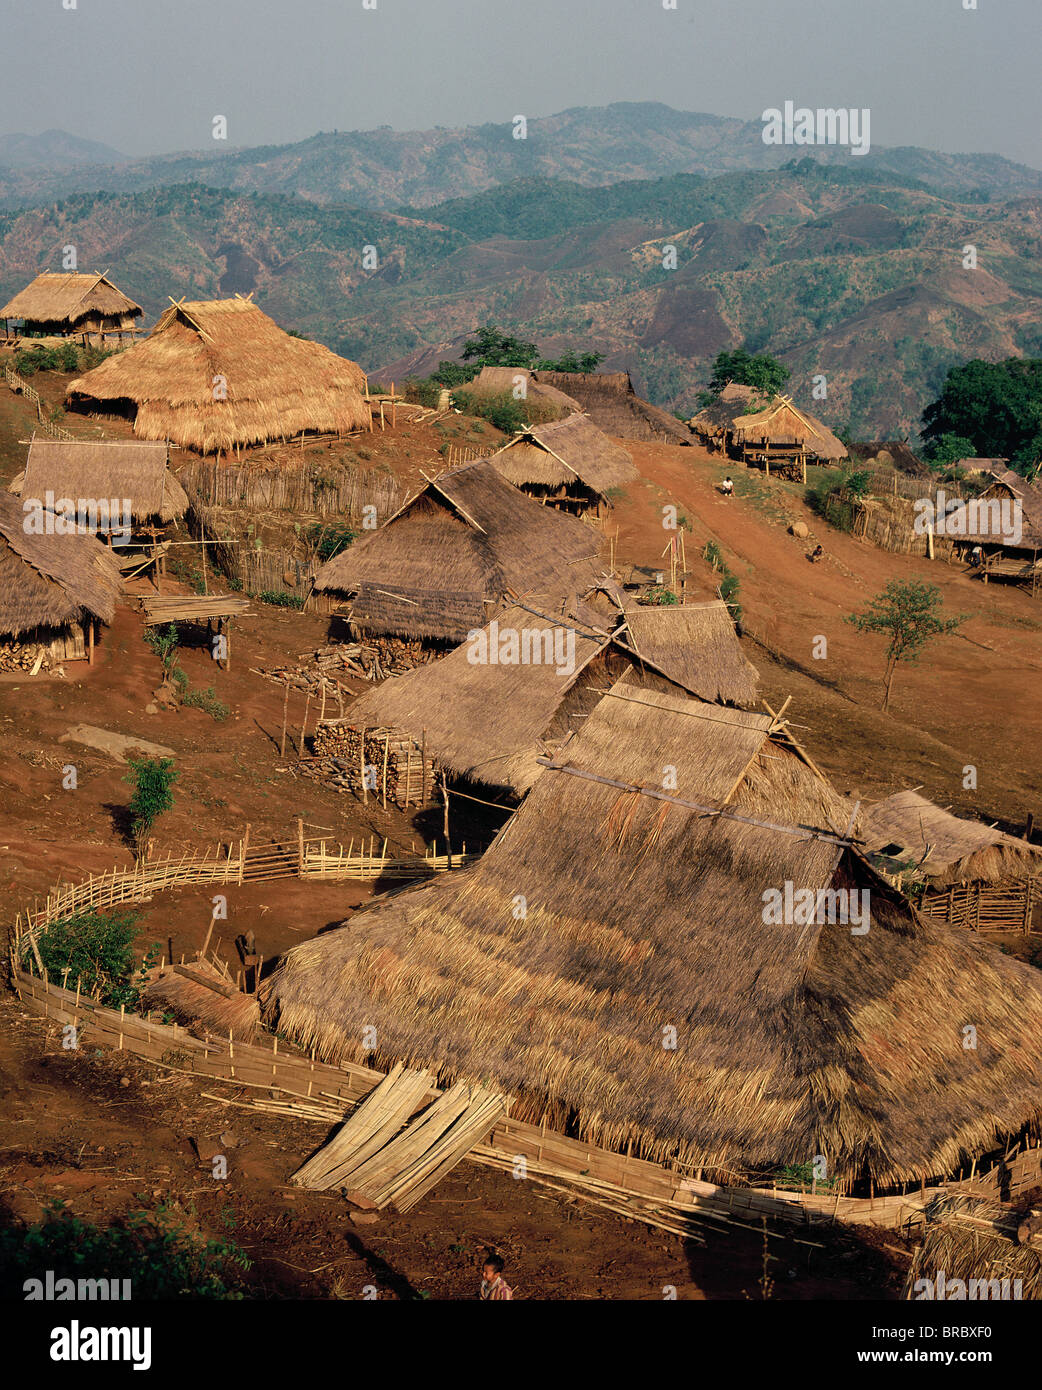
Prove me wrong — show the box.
[0,366,1035,1297]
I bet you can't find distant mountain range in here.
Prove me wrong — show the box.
[1,107,1040,440]
[2,104,1041,211]
[0,129,126,172]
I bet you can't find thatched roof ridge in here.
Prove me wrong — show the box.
[861,790,1042,888]
[340,599,721,795]
[533,370,692,444]
[690,383,847,461]
[0,272,142,326]
[267,685,1042,1186]
[490,414,637,497]
[12,438,188,524]
[469,366,581,413]
[620,601,759,707]
[848,440,930,478]
[0,491,122,636]
[311,461,604,642]
[65,297,369,454]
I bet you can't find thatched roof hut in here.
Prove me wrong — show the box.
[339,600,704,797]
[0,272,142,341]
[10,438,188,526]
[266,681,1042,1188]
[0,491,122,651]
[690,383,847,477]
[862,789,1041,931]
[468,366,581,416]
[532,370,692,444]
[622,601,759,707]
[946,470,1042,553]
[489,413,637,514]
[309,461,604,644]
[849,440,930,478]
[65,297,370,455]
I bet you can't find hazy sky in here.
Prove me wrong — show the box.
[6,0,1041,167]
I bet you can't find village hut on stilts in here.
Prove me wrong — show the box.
[861,789,1042,932]
[265,680,1042,1195]
[0,490,122,668]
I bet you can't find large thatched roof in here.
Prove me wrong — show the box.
[691,383,847,461]
[848,440,930,478]
[266,681,1042,1187]
[621,601,759,707]
[11,438,188,524]
[341,600,702,795]
[0,273,142,328]
[490,414,637,499]
[861,790,1042,889]
[310,461,605,642]
[65,298,370,454]
[532,370,692,444]
[0,491,122,637]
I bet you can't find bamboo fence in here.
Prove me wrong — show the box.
[5,365,75,440]
[12,826,473,946]
[10,962,1038,1237]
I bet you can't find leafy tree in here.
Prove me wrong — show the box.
[922,359,1042,473]
[923,432,977,469]
[536,347,605,373]
[846,580,963,712]
[124,756,180,858]
[704,348,790,401]
[461,323,540,369]
[29,909,140,1005]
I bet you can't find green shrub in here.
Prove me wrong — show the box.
[257,589,305,609]
[26,909,140,1005]
[182,686,229,721]
[304,522,356,561]
[0,1202,251,1299]
[144,623,181,674]
[638,586,680,606]
[124,756,179,856]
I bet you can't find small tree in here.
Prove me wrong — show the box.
[846,580,963,712]
[124,756,180,858]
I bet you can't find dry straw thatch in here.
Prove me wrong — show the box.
[861,789,1042,890]
[65,298,370,454]
[490,413,637,507]
[532,370,693,444]
[690,383,847,462]
[904,1193,1042,1301]
[622,601,759,707]
[342,600,700,796]
[11,438,188,524]
[266,680,1042,1187]
[469,366,581,415]
[0,272,142,331]
[0,491,122,637]
[141,961,260,1042]
[310,460,605,643]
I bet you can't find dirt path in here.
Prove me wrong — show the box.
[617,440,1042,823]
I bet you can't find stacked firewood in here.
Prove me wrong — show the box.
[256,638,438,693]
[310,719,436,806]
[0,641,48,673]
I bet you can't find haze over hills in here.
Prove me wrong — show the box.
[3,161,1039,441]
[1,106,1040,440]
[2,104,1042,211]
[0,129,127,172]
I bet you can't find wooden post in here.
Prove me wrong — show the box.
[360,726,368,804]
[87,619,95,665]
[239,823,250,885]
[200,521,209,595]
[299,691,311,757]
[280,683,290,758]
[382,732,390,809]
[297,816,305,877]
[442,772,451,856]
